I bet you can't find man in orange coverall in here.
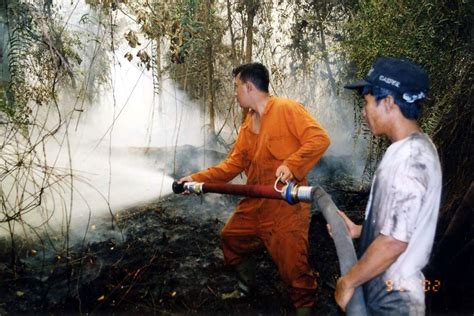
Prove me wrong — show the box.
[178,62,330,315]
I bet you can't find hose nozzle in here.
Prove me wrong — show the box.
[172,181,204,194]
[172,181,185,194]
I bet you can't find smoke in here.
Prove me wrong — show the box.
[253,12,369,186]
[85,65,206,149]
[0,3,208,241]
[278,60,369,187]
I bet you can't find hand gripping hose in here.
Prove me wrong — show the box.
[311,185,367,316]
[172,181,367,315]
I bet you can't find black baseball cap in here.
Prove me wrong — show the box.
[345,57,429,102]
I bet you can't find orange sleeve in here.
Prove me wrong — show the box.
[283,103,330,181]
[191,127,248,183]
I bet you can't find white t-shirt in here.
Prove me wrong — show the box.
[360,133,442,303]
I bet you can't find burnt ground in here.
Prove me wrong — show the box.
[0,145,460,315]
[0,198,364,316]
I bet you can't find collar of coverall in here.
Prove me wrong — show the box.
[262,96,276,115]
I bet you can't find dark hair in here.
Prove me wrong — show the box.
[360,85,423,120]
[232,63,269,93]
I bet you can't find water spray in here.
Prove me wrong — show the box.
[171,179,368,316]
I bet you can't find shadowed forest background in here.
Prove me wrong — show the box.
[0,0,472,314]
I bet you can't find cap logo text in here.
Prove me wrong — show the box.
[379,75,400,87]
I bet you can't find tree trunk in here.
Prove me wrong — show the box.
[430,181,473,269]
[205,0,215,135]
[156,37,162,112]
[241,0,258,122]
[315,9,337,96]
[244,0,257,63]
[226,0,238,66]
[0,0,11,86]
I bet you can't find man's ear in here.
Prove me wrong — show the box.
[384,95,395,112]
[245,81,255,92]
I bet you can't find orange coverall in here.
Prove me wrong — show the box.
[192,96,330,308]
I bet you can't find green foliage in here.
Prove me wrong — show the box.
[168,1,206,65]
[338,0,472,176]
[341,0,473,136]
[85,0,129,15]
[3,0,84,124]
[117,1,226,96]
[289,0,353,68]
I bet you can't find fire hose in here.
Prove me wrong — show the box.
[172,180,368,316]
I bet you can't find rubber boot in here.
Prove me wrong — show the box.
[296,307,311,316]
[221,257,256,300]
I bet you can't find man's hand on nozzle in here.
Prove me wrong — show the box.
[178,175,194,184]
[326,210,362,239]
[275,165,294,183]
[177,175,194,195]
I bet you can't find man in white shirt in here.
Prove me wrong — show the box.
[334,57,442,315]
